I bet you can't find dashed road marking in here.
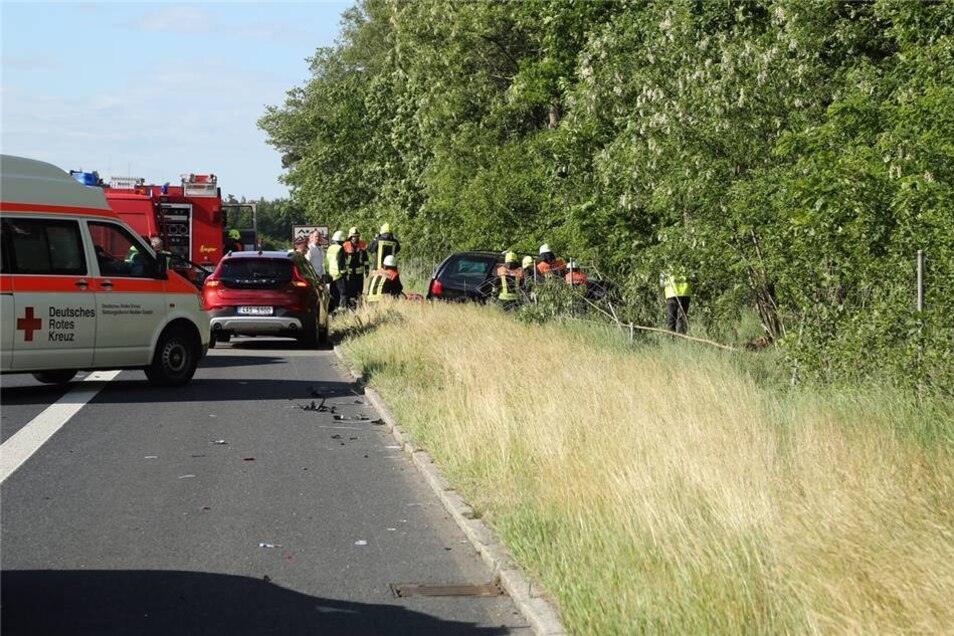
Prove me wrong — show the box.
[0,371,120,484]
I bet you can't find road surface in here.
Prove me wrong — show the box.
[1,338,530,635]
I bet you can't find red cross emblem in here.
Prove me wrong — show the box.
[16,307,42,342]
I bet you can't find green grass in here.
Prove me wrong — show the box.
[333,300,954,635]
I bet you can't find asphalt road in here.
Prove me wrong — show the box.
[0,338,530,636]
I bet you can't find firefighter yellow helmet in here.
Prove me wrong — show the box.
[504,251,518,264]
[348,226,360,238]
[331,230,345,242]
[522,255,533,268]
[229,229,241,240]
[539,243,552,255]
[380,223,391,234]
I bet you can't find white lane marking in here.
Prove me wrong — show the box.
[0,370,120,484]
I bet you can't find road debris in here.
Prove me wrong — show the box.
[330,434,342,440]
[333,414,370,422]
[190,454,206,458]
[178,474,196,479]
[243,457,255,461]
[354,540,368,546]
[144,455,158,460]
[210,440,228,445]
[259,542,282,549]
[262,575,272,583]
[300,398,330,412]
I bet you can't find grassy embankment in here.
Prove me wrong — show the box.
[335,301,953,635]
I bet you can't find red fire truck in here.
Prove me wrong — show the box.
[104,173,225,275]
[70,171,257,279]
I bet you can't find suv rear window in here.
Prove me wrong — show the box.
[218,258,291,289]
[438,255,495,287]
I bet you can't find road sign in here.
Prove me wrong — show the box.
[292,225,329,246]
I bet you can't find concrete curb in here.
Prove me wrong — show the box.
[333,344,568,636]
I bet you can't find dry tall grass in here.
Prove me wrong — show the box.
[338,301,954,634]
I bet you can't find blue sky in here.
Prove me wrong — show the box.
[1,1,350,200]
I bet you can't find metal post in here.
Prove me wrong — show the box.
[629,322,635,343]
[916,249,924,313]
[251,203,259,250]
[916,250,925,400]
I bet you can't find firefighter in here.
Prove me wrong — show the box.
[343,226,369,309]
[326,230,346,312]
[367,255,404,302]
[522,255,536,282]
[536,244,566,279]
[225,229,243,253]
[661,269,691,334]
[494,251,525,311]
[565,261,588,286]
[369,223,401,271]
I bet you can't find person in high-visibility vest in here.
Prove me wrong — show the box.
[494,251,525,311]
[369,223,401,271]
[225,228,243,253]
[564,261,589,286]
[343,226,369,309]
[661,270,692,334]
[325,230,346,312]
[367,255,404,303]
[536,244,566,279]
[521,255,535,283]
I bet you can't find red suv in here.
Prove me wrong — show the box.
[202,251,329,348]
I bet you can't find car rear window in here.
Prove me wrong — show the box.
[438,255,495,287]
[218,258,291,289]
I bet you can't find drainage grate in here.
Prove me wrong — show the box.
[390,582,506,598]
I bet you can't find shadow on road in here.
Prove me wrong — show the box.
[0,383,73,407]
[226,338,332,351]
[0,379,362,407]
[198,354,289,369]
[97,378,362,405]
[1,569,509,636]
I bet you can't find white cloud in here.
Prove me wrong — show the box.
[1,62,293,199]
[131,6,216,34]
[1,55,64,72]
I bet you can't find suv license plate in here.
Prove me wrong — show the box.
[237,306,273,316]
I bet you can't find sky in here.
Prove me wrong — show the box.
[1,1,350,200]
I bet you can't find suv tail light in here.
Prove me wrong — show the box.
[430,279,443,296]
[290,266,310,288]
[204,277,220,288]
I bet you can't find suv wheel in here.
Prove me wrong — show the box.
[299,315,319,349]
[145,327,199,386]
[32,370,78,384]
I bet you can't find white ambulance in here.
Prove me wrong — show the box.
[0,155,210,386]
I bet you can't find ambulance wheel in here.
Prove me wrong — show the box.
[33,370,77,384]
[146,327,199,386]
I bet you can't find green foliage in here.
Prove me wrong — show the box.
[260,0,954,394]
